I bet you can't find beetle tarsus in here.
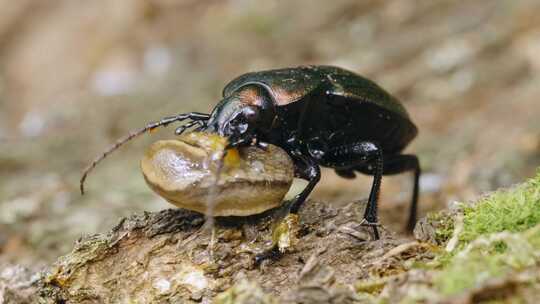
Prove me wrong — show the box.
[359,218,381,240]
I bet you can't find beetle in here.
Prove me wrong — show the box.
[81,65,420,239]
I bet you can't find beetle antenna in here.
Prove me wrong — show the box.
[80,125,148,195]
[80,113,210,195]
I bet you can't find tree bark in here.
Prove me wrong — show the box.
[38,200,407,303]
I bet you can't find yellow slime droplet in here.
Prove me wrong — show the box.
[181,132,239,166]
[224,148,240,167]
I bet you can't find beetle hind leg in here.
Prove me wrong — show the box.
[323,141,384,239]
[354,154,421,233]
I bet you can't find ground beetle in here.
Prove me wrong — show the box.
[81,65,420,239]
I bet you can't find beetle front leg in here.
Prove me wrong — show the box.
[289,153,321,214]
[253,153,320,267]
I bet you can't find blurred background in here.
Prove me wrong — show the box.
[1,0,540,271]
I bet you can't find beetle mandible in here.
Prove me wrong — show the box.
[81,65,420,239]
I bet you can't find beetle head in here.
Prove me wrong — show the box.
[205,85,276,146]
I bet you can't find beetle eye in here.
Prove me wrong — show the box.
[242,107,259,123]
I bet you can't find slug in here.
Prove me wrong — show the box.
[140,132,294,216]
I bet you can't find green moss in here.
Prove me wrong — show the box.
[432,171,540,296]
[435,225,540,295]
[524,223,540,251]
[363,172,540,302]
[459,173,540,244]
